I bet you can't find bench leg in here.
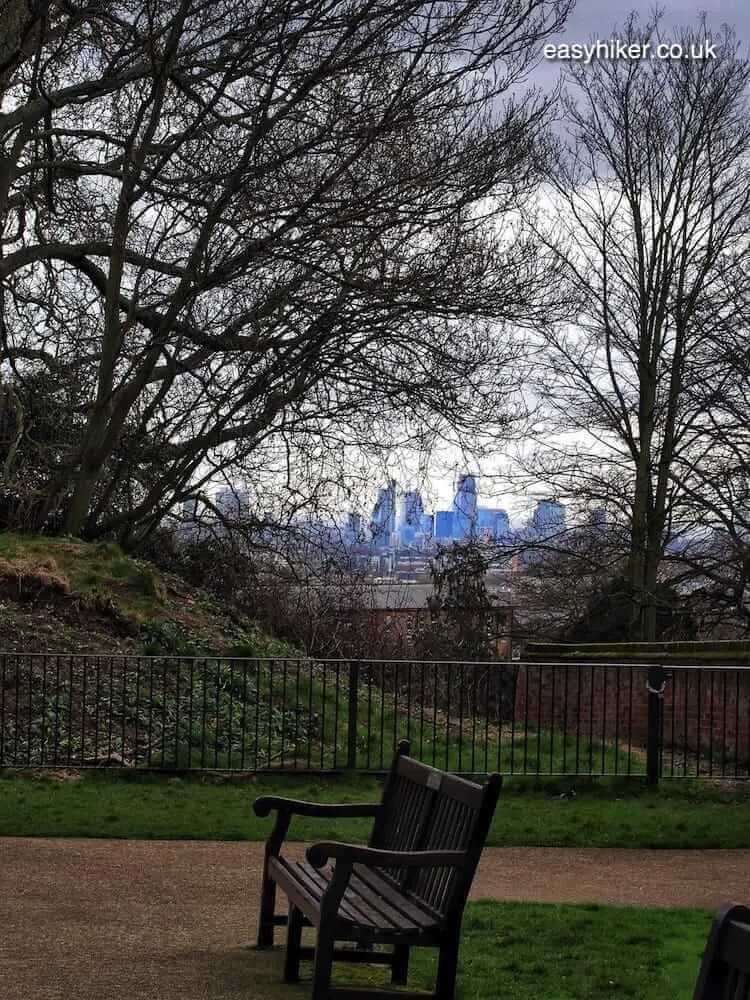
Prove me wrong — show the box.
[391,944,409,985]
[311,923,335,1000]
[435,933,460,1000]
[257,863,277,948]
[284,906,304,983]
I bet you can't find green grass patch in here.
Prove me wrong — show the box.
[407,901,711,1000]
[1,771,749,847]
[250,902,712,999]
[190,900,713,999]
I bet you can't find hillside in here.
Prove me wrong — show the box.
[0,533,292,657]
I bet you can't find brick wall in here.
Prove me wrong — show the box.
[514,663,650,749]
[664,668,750,768]
[514,663,750,770]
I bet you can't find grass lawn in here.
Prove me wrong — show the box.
[392,901,710,1000]
[249,901,712,1000]
[1,770,750,847]
[405,901,712,999]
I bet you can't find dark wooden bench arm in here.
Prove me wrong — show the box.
[253,796,381,819]
[254,798,381,860]
[306,841,468,870]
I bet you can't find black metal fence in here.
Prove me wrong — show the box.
[1,653,750,782]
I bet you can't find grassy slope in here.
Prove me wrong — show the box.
[0,534,646,776]
[2,772,750,848]
[0,532,294,656]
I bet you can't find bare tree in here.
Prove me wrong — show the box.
[664,289,750,634]
[520,13,750,640]
[0,0,571,543]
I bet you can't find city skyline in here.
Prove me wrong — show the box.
[359,475,570,550]
[174,475,575,551]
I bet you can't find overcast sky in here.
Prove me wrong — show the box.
[560,0,746,37]
[530,0,749,90]
[378,2,750,520]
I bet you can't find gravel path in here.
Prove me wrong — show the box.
[3,838,749,1000]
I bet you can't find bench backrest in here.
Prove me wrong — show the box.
[369,741,502,922]
[694,905,750,1000]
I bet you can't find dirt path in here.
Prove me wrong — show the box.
[2,838,749,1000]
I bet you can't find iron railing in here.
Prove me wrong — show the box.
[1,654,749,782]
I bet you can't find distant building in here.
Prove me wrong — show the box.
[434,510,454,541]
[494,509,510,538]
[397,489,425,546]
[472,507,511,543]
[531,498,566,535]
[343,512,364,545]
[453,474,477,540]
[370,480,396,542]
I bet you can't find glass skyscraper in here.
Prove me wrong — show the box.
[370,479,396,542]
[434,510,454,541]
[531,499,566,535]
[453,474,477,540]
[397,490,425,545]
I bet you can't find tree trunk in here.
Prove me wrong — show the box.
[62,464,101,536]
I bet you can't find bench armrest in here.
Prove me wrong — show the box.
[254,799,380,858]
[253,796,380,819]
[306,841,467,869]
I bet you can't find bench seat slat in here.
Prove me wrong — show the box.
[352,864,443,925]
[269,857,372,927]
[300,864,390,931]
[269,856,441,936]
[348,867,438,931]
[344,874,421,933]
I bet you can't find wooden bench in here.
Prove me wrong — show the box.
[253,740,502,1000]
[694,904,750,1000]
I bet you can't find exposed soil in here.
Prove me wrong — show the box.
[2,837,749,1000]
[0,600,140,654]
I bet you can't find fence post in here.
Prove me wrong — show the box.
[346,660,360,770]
[646,664,666,787]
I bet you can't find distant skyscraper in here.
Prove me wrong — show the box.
[531,499,566,535]
[453,474,477,540]
[494,510,510,538]
[399,524,416,546]
[434,510,454,541]
[420,513,434,539]
[344,512,364,544]
[476,507,510,542]
[397,490,425,546]
[370,479,396,543]
[476,507,495,540]
[400,490,425,528]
